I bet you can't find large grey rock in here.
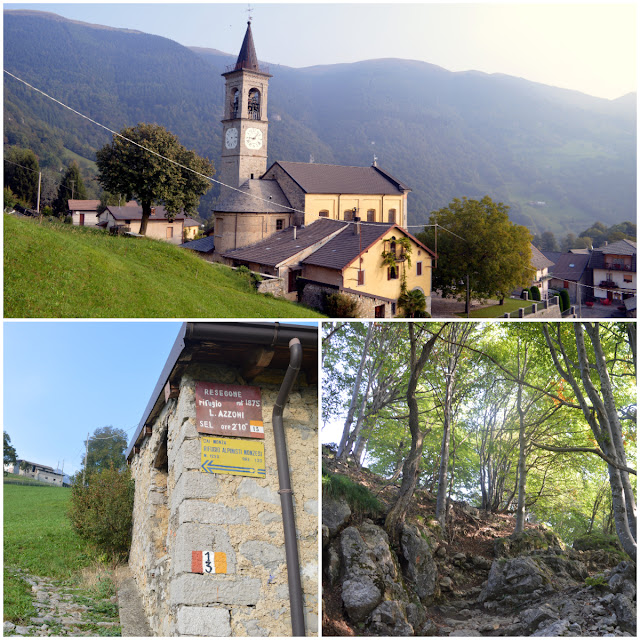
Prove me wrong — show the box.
[612,593,636,633]
[400,524,438,601]
[323,497,351,537]
[520,603,560,633]
[341,577,381,623]
[239,540,285,570]
[608,561,636,601]
[479,556,552,603]
[367,600,413,636]
[531,618,571,636]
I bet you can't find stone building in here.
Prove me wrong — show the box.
[126,322,318,636]
[207,21,434,317]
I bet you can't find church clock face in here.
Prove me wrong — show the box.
[245,128,263,150]
[225,127,238,149]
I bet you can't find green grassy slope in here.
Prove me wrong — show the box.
[3,215,325,318]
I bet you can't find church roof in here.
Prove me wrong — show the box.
[214,179,293,214]
[223,218,346,267]
[271,162,411,195]
[233,21,260,72]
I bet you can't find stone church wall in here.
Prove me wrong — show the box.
[262,165,306,225]
[129,361,318,636]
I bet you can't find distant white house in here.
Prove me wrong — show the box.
[68,199,102,227]
[590,239,636,303]
[5,459,65,486]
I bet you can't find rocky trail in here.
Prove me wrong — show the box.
[322,454,636,637]
[3,568,121,637]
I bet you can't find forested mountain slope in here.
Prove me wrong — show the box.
[322,322,636,635]
[4,10,636,233]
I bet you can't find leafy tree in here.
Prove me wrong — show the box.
[96,123,213,235]
[82,426,129,477]
[418,196,532,313]
[52,162,87,215]
[561,232,578,252]
[3,431,17,465]
[3,187,18,211]
[4,148,39,207]
[68,466,134,558]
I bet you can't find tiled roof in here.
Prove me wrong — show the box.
[598,239,637,256]
[303,222,433,271]
[548,253,590,280]
[68,199,101,211]
[530,244,555,270]
[273,161,411,195]
[223,218,346,267]
[105,205,187,221]
[184,218,200,227]
[181,236,215,253]
[214,179,293,214]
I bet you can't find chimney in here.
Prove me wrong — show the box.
[353,216,361,235]
[293,226,297,240]
[150,207,156,216]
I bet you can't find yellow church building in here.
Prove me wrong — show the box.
[206,20,434,317]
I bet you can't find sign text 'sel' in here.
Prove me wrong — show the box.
[195,381,264,439]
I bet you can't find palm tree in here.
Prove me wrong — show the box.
[398,288,427,318]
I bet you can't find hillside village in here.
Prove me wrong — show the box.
[4,18,636,319]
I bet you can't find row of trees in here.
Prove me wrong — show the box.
[323,322,636,559]
[532,221,636,253]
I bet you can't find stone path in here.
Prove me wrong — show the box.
[3,568,121,637]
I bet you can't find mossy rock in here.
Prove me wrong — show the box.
[573,533,621,553]
[494,529,565,558]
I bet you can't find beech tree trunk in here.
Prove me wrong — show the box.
[514,343,529,534]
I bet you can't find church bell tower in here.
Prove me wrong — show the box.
[219,21,271,189]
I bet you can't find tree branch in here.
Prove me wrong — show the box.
[530,440,637,475]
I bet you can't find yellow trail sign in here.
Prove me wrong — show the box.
[200,435,266,478]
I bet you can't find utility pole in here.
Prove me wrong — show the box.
[82,432,89,485]
[36,171,41,214]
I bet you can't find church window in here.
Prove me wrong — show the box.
[231,89,239,118]
[388,209,397,223]
[417,261,423,276]
[319,210,329,218]
[357,270,365,286]
[248,89,261,120]
[343,210,354,221]
[276,219,284,230]
[367,209,376,222]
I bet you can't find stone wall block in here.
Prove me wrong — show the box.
[258,510,282,526]
[170,470,219,515]
[173,524,236,575]
[176,606,231,636]
[169,438,202,484]
[178,501,250,526]
[170,574,261,606]
[237,478,280,505]
[239,540,286,571]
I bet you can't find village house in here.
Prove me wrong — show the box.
[68,199,101,227]
[201,20,434,317]
[528,243,555,299]
[589,238,636,304]
[97,204,188,245]
[5,459,64,486]
[543,251,591,304]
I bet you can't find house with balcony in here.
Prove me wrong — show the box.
[589,239,636,303]
[529,244,555,299]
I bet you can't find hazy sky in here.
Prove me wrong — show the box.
[4,2,636,100]
[4,321,182,476]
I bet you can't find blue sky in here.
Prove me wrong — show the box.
[4,3,636,100]
[3,321,182,476]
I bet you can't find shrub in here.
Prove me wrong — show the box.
[323,291,359,317]
[322,467,383,516]
[68,467,135,559]
[530,285,541,301]
[559,289,571,312]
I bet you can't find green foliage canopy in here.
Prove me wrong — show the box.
[52,162,87,214]
[96,123,213,235]
[4,431,18,465]
[82,426,128,476]
[4,148,40,207]
[418,196,533,304]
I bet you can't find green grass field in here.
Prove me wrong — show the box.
[460,297,532,318]
[4,215,325,318]
[3,481,120,633]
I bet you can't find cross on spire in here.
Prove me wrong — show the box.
[247,4,253,23]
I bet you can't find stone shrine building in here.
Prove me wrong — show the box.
[127,322,318,636]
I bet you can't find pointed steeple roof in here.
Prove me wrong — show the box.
[234,21,260,72]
